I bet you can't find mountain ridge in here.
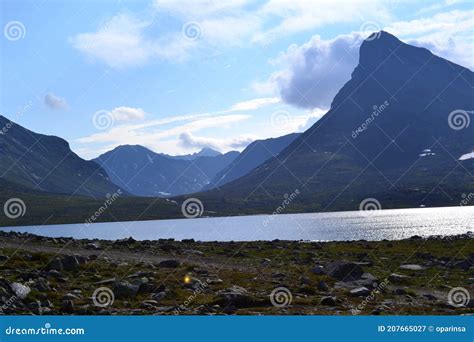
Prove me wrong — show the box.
[0,115,123,198]
[196,31,474,212]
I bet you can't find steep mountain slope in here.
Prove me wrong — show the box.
[94,145,238,196]
[200,31,474,211]
[207,133,301,189]
[0,115,122,197]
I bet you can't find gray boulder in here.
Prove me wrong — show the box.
[326,261,364,281]
[112,281,139,299]
[215,286,255,307]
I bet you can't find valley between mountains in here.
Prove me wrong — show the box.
[0,31,473,227]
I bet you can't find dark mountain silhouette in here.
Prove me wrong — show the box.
[198,31,474,212]
[207,133,301,189]
[94,145,238,196]
[0,115,122,198]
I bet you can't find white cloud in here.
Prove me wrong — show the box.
[71,0,392,68]
[229,97,280,111]
[385,10,474,69]
[297,107,327,131]
[256,7,474,109]
[70,13,196,68]
[76,112,252,157]
[109,106,147,121]
[178,131,255,151]
[153,0,249,19]
[44,93,68,110]
[70,14,154,68]
[253,0,390,44]
[267,33,364,109]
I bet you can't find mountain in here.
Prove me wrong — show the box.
[94,145,239,196]
[199,31,474,212]
[207,133,301,189]
[168,147,222,160]
[0,115,123,198]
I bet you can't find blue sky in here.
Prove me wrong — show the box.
[1,0,473,159]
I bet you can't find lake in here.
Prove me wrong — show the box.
[1,206,473,242]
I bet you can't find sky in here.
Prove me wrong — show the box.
[1,0,473,159]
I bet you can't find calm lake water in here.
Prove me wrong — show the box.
[2,206,473,242]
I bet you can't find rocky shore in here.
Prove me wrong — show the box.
[0,231,472,315]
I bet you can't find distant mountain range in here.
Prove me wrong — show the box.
[207,133,301,189]
[93,145,239,196]
[199,31,473,211]
[165,147,222,160]
[0,31,472,226]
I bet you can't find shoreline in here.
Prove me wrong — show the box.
[0,231,472,315]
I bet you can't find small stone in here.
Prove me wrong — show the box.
[62,255,81,271]
[422,293,437,300]
[132,277,151,294]
[215,286,255,307]
[94,278,116,285]
[47,258,63,271]
[10,282,30,299]
[388,273,411,283]
[299,276,311,285]
[349,287,371,297]
[86,242,101,250]
[311,266,325,275]
[32,278,50,292]
[452,260,470,270]
[61,300,74,313]
[399,264,425,271]
[394,288,407,295]
[317,280,329,292]
[63,293,81,300]
[320,296,337,306]
[47,270,62,278]
[326,261,364,281]
[112,281,139,299]
[158,259,181,268]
